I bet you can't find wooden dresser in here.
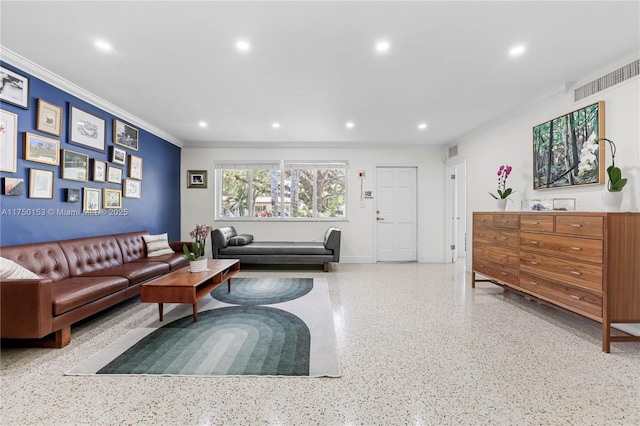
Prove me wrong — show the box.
[472,211,640,352]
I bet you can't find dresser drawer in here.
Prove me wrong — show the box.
[474,214,494,228]
[519,252,602,291]
[520,215,554,232]
[473,259,519,286]
[474,228,519,248]
[519,271,602,318]
[520,232,603,264]
[473,243,519,268]
[555,216,603,238]
[493,214,519,229]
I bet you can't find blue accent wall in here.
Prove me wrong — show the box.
[0,62,181,246]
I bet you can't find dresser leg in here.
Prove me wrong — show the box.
[471,272,476,288]
[602,321,611,353]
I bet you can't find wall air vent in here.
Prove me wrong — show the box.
[574,59,639,101]
[448,145,458,158]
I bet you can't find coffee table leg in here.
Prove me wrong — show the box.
[158,303,164,322]
[228,278,232,292]
[193,303,198,322]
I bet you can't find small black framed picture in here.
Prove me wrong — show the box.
[187,170,207,188]
[0,66,30,109]
[66,188,80,203]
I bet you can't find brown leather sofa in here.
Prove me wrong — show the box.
[0,231,190,348]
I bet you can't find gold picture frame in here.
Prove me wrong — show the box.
[61,149,89,182]
[103,188,122,209]
[28,168,54,199]
[128,154,143,180]
[113,119,139,151]
[24,132,60,166]
[83,188,101,214]
[1,109,18,172]
[36,99,63,136]
[123,178,141,198]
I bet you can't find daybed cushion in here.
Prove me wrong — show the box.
[143,233,175,257]
[219,242,332,256]
[0,257,40,279]
[229,234,253,246]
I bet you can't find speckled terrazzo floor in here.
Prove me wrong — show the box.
[2,262,639,425]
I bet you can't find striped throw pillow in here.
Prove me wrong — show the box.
[0,257,40,279]
[142,233,175,257]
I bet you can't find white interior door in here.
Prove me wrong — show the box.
[376,167,417,262]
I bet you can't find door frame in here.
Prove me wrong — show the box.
[445,159,468,265]
[374,164,419,262]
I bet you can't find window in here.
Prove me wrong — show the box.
[215,161,347,220]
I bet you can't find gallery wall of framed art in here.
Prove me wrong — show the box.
[0,61,181,246]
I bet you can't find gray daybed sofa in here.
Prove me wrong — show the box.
[211,227,341,271]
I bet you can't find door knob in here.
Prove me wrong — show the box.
[377,217,385,221]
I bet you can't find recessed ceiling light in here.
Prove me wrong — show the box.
[236,40,251,52]
[199,121,207,128]
[418,123,428,130]
[375,40,390,53]
[272,122,280,129]
[346,121,355,129]
[509,45,526,56]
[95,40,112,51]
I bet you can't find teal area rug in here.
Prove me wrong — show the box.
[66,277,340,377]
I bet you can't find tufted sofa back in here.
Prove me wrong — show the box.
[113,231,149,263]
[59,235,124,277]
[211,227,237,255]
[0,241,71,281]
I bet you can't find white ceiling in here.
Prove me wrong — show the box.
[1,1,639,148]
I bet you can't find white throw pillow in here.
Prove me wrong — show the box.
[142,233,175,257]
[0,257,40,279]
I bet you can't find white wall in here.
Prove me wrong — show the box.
[453,60,639,271]
[181,146,448,263]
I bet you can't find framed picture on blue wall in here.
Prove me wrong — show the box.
[62,149,89,182]
[0,109,18,172]
[114,120,138,151]
[69,104,105,152]
[0,66,29,109]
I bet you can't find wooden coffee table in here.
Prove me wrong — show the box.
[140,259,240,322]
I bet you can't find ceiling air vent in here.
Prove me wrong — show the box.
[448,145,458,158]
[574,59,639,101]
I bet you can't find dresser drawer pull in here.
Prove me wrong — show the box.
[570,271,582,276]
[501,237,509,240]
[501,254,508,258]
[530,281,539,286]
[571,247,582,251]
[530,261,538,265]
[570,295,581,300]
[479,233,485,237]
[479,219,486,222]
[530,241,539,245]
[571,223,582,228]
[501,220,509,223]
[501,272,508,275]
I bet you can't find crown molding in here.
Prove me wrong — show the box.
[0,46,184,148]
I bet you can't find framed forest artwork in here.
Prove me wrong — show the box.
[533,101,605,190]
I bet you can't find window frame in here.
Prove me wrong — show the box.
[214,160,348,221]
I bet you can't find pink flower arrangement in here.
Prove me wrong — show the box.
[489,165,514,199]
[183,223,212,260]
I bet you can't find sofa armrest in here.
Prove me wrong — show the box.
[323,228,341,262]
[1,278,53,339]
[211,227,237,259]
[169,241,193,253]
